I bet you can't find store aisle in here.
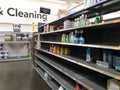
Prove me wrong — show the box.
[0,60,51,90]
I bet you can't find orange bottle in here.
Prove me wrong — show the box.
[75,83,81,90]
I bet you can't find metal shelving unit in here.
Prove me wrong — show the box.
[35,60,75,90]
[35,53,106,90]
[34,1,120,90]
[34,67,59,90]
[35,49,120,80]
[0,32,31,62]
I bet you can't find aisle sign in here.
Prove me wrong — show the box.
[40,7,51,14]
[0,7,48,22]
[0,5,57,24]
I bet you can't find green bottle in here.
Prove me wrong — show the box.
[95,13,100,24]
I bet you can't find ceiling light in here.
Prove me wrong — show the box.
[45,0,66,4]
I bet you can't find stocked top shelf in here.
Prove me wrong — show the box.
[34,48,120,80]
[40,41,119,50]
[40,19,120,35]
[35,54,105,90]
[34,67,59,90]
[35,60,75,90]
[39,0,120,29]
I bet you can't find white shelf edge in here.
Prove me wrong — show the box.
[40,41,118,50]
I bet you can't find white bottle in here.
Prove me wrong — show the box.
[44,72,48,81]
[58,86,64,90]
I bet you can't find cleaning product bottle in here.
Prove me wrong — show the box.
[58,86,64,90]
[61,34,66,42]
[79,30,85,44]
[103,50,108,62]
[74,30,79,44]
[94,13,101,24]
[86,48,91,64]
[108,50,113,68]
[66,34,69,43]
[69,32,74,43]
[75,83,81,90]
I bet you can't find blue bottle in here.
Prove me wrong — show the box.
[73,30,79,44]
[86,48,91,64]
[79,30,85,44]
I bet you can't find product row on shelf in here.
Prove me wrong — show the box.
[84,0,104,7]
[38,0,120,34]
[42,13,102,33]
[41,0,104,33]
[42,44,120,72]
[4,33,29,41]
[61,30,84,44]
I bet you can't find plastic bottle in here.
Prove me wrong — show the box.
[108,50,113,68]
[94,13,101,24]
[58,86,64,90]
[76,18,80,27]
[61,34,66,42]
[69,32,74,43]
[75,83,81,90]
[78,16,82,27]
[44,72,48,81]
[66,34,69,43]
[79,30,85,44]
[86,48,91,64]
[74,30,79,44]
[103,50,108,62]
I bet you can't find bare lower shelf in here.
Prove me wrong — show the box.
[34,67,59,90]
[0,57,30,62]
[35,60,75,90]
[36,48,120,81]
[35,54,106,90]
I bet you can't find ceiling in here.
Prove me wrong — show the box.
[36,0,84,10]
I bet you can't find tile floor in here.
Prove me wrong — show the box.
[0,60,51,90]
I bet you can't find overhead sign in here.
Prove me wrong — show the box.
[40,7,51,14]
[0,7,48,22]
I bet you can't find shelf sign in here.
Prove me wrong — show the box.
[40,7,51,14]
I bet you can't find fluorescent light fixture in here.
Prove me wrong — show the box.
[72,3,79,6]
[45,0,66,4]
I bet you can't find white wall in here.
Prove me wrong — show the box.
[0,0,67,32]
